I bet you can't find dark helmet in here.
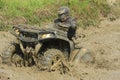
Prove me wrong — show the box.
[58,6,70,16]
[58,6,70,20]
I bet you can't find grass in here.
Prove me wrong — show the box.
[0,0,111,30]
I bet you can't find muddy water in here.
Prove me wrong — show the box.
[0,19,120,80]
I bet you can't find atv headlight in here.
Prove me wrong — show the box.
[42,33,54,38]
[15,29,20,35]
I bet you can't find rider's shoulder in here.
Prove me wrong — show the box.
[68,17,76,22]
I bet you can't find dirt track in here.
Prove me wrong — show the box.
[0,19,120,80]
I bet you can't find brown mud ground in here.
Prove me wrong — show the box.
[0,19,120,80]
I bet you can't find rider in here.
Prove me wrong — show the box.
[54,6,77,41]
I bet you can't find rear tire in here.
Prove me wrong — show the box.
[73,48,94,63]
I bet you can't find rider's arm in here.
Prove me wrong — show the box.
[57,22,70,28]
[70,18,77,30]
[54,19,68,28]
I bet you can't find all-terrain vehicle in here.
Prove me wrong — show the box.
[1,24,93,71]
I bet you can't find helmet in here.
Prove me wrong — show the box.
[58,6,70,16]
[58,6,70,21]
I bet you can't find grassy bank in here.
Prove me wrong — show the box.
[0,0,111,30]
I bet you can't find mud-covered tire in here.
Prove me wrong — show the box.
[73,48,94,63]
[43,49,65,71]
[1,43,16,64]
[81,51,94,63]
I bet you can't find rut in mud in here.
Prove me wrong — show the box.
[0,19,120,80]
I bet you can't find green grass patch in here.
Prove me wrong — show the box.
[0,0,111,30]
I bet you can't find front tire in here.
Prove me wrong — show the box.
[2,43,16,64]
[43,49,65,71]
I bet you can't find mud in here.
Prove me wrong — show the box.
[0,19,120,80]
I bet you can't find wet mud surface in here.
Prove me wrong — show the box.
[0,19,120,80]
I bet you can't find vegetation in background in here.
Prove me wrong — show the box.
[0,0,111,30]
